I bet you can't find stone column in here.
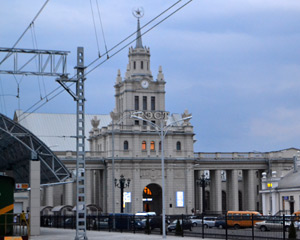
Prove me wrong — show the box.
[85,169,92,205]
[262,193,267,215]
[226,170,239,211]
[30,160,40,236]
[185,164,194,214]
[210,170,222,212]
[45,186,54,206]
[272,191,277,215]
[64,182,73,206]
[244,170,256,211]
[132,163,141,214]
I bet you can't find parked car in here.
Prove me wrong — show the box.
[215,216,226,229]
[189,216,216,228]
[254,220,293,232]
[167,219,192,232]
[189,216,202,227]
[90,218,109,229]
[203,217,217,228]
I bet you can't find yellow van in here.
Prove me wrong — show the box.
[227,211,262,229]
[292,211,300,221]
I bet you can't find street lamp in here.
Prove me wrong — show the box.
[131,112,192,239]
[115,175,131,213]
[196,174,210,215]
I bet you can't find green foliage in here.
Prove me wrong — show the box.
[288,221,297,239]
[175,219,182,236]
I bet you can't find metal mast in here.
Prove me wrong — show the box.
[74,47,87,240]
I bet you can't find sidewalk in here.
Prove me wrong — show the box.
[29,228,222,240]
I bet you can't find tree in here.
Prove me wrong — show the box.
[175,219,182,236]
[288,221,297,240]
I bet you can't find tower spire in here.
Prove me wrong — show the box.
[132,8,144,49]
[136,18,143,48]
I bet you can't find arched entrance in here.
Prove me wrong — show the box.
[143,183,162,214]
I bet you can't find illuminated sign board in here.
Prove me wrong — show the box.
[124,192,131,203]
[176,191,184,207]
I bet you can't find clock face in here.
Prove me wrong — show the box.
[141,80,149,89]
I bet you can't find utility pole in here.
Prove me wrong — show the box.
[57,47,87,240]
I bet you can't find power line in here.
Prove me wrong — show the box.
[0,0,50,65]
[89,0,101,57]
[86,0,193,76]
[17,0,193,122]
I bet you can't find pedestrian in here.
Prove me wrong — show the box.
[26,210,30,225]
[20,211,26,226]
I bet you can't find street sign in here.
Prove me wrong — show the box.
[15,183,29,189]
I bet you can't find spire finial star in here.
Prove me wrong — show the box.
[132,7,144,19]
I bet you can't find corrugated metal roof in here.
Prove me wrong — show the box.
[14,110,111,151]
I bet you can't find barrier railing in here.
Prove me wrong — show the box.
[0,213,30,238]
[40,213,300,239]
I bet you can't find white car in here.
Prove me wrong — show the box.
[189,216,216,228]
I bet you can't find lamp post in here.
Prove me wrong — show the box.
[196,174,209,215]
[111,112,141,218]
[115,175,131,213]
[131,112,192,239]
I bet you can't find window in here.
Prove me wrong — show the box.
[135,96,139,110]
[176,141,181,151]
[133,61,136,69]
[135,120,139,125]
[142,141,146,150]
[150,141,155,150]
[151,96,155,110]
[159,141,161,151]
[143,96,147,110]
[124,141,129,150]
[141,61,144,69]
[143,121,147,126]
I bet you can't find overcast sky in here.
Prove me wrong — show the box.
[1,0,300,153]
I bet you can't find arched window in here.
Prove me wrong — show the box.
[176,141,181,151]
[124,141,129,150]
[150,141,155,150]
[159,141,161,151]
[142,141,146,150]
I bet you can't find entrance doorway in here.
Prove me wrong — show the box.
[143,183,162,214]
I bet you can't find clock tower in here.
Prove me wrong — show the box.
[113,12,166,124]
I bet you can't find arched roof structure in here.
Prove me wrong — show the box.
[0,113,70,184]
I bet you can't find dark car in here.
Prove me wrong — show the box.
[215,216,226,229]
[167,219,192,232]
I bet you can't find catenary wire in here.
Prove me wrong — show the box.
[0,0,50,65]
[95,0,109,57]
[89,0,101,57]
[17,0,193,122]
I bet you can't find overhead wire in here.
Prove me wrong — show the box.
[17,0,193,122]
[95,0,109,58]
[89,0,101,57]
[86,0,193,76]
[0,0,50,65]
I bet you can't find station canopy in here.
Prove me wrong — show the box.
[0,113,70,184]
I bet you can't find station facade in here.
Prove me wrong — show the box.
[14,19,299,216]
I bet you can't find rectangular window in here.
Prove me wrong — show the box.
[135,96,139,110]
[133,61,136,69]
[141,61,143,69]
[143,96,147,110]
[135,120,139,125]
[151,96,155,110]
[143,121,147,126]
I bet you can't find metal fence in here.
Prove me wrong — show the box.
[40,213,300,240]
[0,213,29,238]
